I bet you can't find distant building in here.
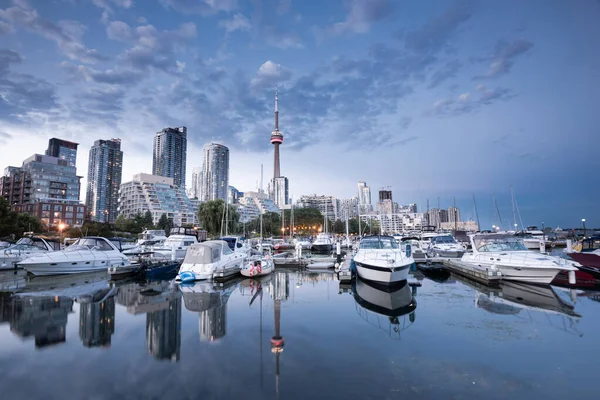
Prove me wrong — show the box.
[440,220,478,231]
[12,200,86,228]
[268,177,289,209]
[377,199,399,215]
[23,154,82,203]
[398,203,417,213]
[153,126,187,188]
[378,189,393,202]
[119,173,198,227]
[448,206,461,224]
[370,213,428,234]
[45,138,78,168]
[297,194,338,221]
[357,181,372,214]
[337,197,358,221]
[228,186,241,204]
[86,139,123,223]
[190,167,201,199]
[200,143,229,202]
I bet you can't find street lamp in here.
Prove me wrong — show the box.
[582,218,587,238]
[58,223,66,246]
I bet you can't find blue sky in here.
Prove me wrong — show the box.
[0,0,599,229]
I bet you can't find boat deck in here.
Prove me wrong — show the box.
[442,259,502,285]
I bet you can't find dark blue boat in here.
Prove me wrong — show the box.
[145,261,181,280]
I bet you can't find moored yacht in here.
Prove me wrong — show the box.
[353,235,414,285]
[514,226,546,250]
[17,237,130,276]
[311,233,333,252]
[461,234,579,285]
[152,227,199,261]
[0,236,60,270]
[176,240,245,282]
[426,234,465,258]
[568,236,600,269]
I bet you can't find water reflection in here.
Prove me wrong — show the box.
[115,280,181,361]
[352,278,417,339]
[79,288,116,348]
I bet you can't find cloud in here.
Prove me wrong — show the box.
[325,0,392,35]
[403,1,471,53]
[218,13,251,33]
[428,59,461,88]
[159,0,238,15]
[250,60,292,89]
[277,0,291,15]
[92,0,133,8]
[475,39,533,79]
[0,20,13,35]
[427,84,513,116]
[105,20,197,73]
[69,86,126,124]
[0,0,105,63]
[263,26,303,49]
[61,62,144,86]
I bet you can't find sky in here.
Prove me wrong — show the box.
[0,0,599,229]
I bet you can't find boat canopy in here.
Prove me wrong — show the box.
[431,235,457,245]
[65,237,117,252]
[183,241,232,264]
[472,234,527,252]
[360,236,399,249]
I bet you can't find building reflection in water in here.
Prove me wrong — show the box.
[268,271,290,395]
[116,280,182,362]
[79,293,116,348]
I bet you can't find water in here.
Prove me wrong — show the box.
[0,269,598,400]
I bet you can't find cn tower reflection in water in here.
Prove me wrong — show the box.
[115,280,182,361]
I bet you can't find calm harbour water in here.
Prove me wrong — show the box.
[0,268,599,400]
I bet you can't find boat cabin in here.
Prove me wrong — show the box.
[66,237,120,252]
[360,236,399,249]
[470,234,528,252]
[182,241,234,265]
[581,236,600,252]
[218,236,247,251]
[430,235,459,245]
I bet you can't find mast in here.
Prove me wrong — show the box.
[511,185,518,232]
[453,196,457,232]
[472,194,481,232]
[290,197,294,241]
[281,207,285,239]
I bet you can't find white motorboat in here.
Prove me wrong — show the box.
[240,254,274,277]
[399,237,427,261]
[418,231,438,251]
[460,234,579,284]
[17,237,130,276]
[353,235,414,285]
[218,236,252,258]
[176,240,245,281]
[426,234,465,258]
[151,227,199,261]
[311,233,333,252]
[293,238,312,250]
[0,237,60,270]
[137,229,168,246]
[515,226,546,250]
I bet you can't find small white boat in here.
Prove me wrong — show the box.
[426,234,465,258]
[306,260,335,269]
[460,234,579,285]
[293,238,312,250]
[17,237,130,276]
[240,255,274,277]
[311,233,333,252]
[399,237,427,261]
[176,240,245,281]
[353,235,414,285]
[0,237,60,270]
[151,228,199,261]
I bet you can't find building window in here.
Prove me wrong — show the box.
[76,212,84,219]
[42,211,50,218]
[53,204,62,211]
[41,218,49,226]
[78,207,84,213]
[53,212,61,218]
[66,206,74,212]
[65,212,73,219]
[42,204,51,211]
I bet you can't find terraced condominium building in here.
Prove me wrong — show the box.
[153,126,187,189]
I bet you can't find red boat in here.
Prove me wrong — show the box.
[568,236,600,269]
[552,269,599,288]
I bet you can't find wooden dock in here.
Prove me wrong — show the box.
[442,259,502,285]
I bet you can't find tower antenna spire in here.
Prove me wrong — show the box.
[274,85,279,130]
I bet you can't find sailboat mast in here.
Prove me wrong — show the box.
[511,185,518,231]
[453,196,457,232]
[472,194,481,232]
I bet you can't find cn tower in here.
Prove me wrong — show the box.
[270,86,283,179]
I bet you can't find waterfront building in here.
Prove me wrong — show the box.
[118,173,198,227]
[200,143,229,202]
[398,203,417,213]
[440,220,478,232]
[240,191,279,214]
[228,186,241,204]
[448,206,461,224]
[86,139,123,223]
[45,138,78,167]
[337,197,358,221]
[297,194,338,221]
[377,199,399,215]
[190,167,201,199]
[369,212,428,234]
[12,200,86,227]
[268,87,289,208]
[153,126,187,188]
[357,181,372,214]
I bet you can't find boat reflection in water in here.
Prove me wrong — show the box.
[115,280,181,362]
[353,278,417,339]
[0,271,117,348]
[180,279,240,342]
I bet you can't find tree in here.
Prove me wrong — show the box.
[115,214,129,232]
[16,213,43,236]
[197,200,240,236]
[348,218,360,234]
[333,219,345,234]
[157,213,170,235]
[0,197,18,238]
[143,210,154,229]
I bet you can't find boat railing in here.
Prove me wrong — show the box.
[476,250,572,267]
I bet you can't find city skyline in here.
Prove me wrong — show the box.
[0,0,598,228]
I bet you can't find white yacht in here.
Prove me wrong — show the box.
[461,234,579,284]
[353,235,414,285]
[218,236,252,258]
[426,234,465,258]
[399,237,427,261]
[293,238,312,250]
[0,237,60,270]
[515,226,546,250]
[176,240,245,282]
[17,237,130,276]
[419,231,439,251]
[240,254,274,277]
[151,227,199,261]
[311,233,333,252]
[138,229,168,246]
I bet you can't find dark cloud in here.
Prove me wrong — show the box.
[158,0,238,15]
[474,39,534,79]
[322,0,392,36]
[0,1,105,63]
[428,59,461,89]
[403,1,472,54]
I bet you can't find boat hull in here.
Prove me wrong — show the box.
[22,261,124,276]
[568,252,600,269]
[355,260,411,284]
[471,262,562,284]
[311,244,332,252]
[240,265,273,277]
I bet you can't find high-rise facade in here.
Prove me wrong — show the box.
[448,206,461,224]
[378,189,393,202]
[86,139,123,223]
[200,143,229,202]
[357,181,372,214]
[337,197,358,221]
[190,167,201,199]
[45,138,78,167]
[269,87,289,208]
[153,126,187,188]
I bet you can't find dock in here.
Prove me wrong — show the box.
[442,259,502,285]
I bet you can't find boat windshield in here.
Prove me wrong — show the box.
[65,238,114,251]
[431,236,457,244]
[360,236,399,249]
[10,238,48,250]
[474,236,527,252]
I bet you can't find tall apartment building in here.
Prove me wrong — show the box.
[200,143,229,202]
[448,206,461,224]
[357,181,372,214]
[337,197,358,221]
[118,173,198,227]
[268,177,289,209]
[297,195,338,221]
[86,139,123,223]
[153,126,187,188]
[45,138,78,167]
[190,167,201,199]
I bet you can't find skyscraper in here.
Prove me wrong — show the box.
[269,87,289,208]
[200,143,229,202]
[379,188,393,202]
[357,181,372,214]
[45,138,78,167]
[86,139,123,223]
[153,126,187,188]
[190,167,201,199]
